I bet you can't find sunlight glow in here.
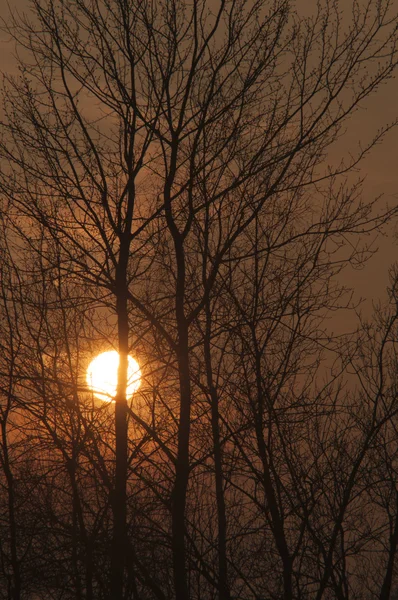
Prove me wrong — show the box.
[86,350,141,402]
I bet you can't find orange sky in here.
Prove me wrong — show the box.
[0,0,397,326]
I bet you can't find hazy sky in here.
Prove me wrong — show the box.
[0,0,397,322]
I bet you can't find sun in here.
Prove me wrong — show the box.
[86,350,141,402]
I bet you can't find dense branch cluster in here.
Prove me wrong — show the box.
[1,0,398,598]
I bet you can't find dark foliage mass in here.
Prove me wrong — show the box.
[1,0,398,598]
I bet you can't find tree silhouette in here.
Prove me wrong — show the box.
[1,0,398,598]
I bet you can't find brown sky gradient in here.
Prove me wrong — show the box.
[0,0,397,330]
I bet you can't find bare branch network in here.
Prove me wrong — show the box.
[1,0,398,599]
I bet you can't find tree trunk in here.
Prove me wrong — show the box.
[380,491,398,600]
[110,264,129,600]
[254,347,293,600]
[171,320,191,600]
[204,304,230,600]
[1,419,21,600]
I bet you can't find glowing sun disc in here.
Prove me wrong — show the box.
[86,350,141,401]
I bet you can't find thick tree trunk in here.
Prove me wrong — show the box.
[380,491,398,600]
[111,399,128,599]
[110,267,129,600]
[171,321,191,600]
[165,141,191,600]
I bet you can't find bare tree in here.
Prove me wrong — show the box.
[1,0,398,598]
[0,240,23,600]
